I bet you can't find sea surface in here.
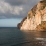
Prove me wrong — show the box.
[0,27,46,46]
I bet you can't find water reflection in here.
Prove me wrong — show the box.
[18,31,46,46]
[0,27,46,46]
[34,32,46,38]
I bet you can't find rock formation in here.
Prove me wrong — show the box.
[17,1,46,31]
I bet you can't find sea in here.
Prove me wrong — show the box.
[0,27,46,46]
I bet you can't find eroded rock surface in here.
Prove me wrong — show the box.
[17,1,46,31]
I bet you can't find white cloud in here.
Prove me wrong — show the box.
[0,0,41,18]
[0,0,23,15]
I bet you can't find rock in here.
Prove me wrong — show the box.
[36,21,46,31]
[17,17,27,29]
[17,1,46,31]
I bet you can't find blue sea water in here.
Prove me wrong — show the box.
[0,27,46,46]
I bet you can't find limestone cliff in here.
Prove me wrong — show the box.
[36,21,46,31]
[17,1,46,31]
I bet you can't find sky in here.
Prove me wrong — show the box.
[0,0,41,27]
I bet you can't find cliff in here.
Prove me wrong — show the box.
[36,21,46,31]
[17,17,27,28]
[17,1,46,31]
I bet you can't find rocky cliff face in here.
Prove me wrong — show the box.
[17,1,46,31]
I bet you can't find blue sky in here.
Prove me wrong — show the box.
[0,18,22,27]
[0,0,41,27]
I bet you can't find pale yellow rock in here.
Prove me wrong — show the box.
[19,1,46,31]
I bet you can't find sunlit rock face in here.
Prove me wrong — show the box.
[17,1,46,31]
[42,7,46,21]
